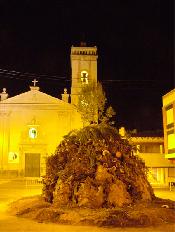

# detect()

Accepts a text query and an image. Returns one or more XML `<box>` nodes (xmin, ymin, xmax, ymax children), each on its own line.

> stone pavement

<box><xmin>154</xmin><ymin>189</ymin><xmax>175</xmax><ymax>201</ymax></box>
<box><xmin>154</xmin><ymin>187</ymin><xmax>175</xmax><ymax>201</ymax></box>
<box><xmin>0</xmin><ymin>180</ymin><xmax>174</xmax><ymax>232</ymax></box>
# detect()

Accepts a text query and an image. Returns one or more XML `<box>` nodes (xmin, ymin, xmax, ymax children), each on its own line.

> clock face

<box><xmin>81</xmin><ymin>71</ymin><xmax>88</xmax><ymax>84</ymax></box>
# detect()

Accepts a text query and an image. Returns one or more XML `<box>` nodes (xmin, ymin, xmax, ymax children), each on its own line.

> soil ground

<box><xmin>9</xmin><ymin>194</ymin><xmax>175</xmax><ymax>228</ymax></box>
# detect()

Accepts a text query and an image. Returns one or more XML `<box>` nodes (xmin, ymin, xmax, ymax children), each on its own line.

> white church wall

<box><xmin>0</xmin><ymin>100</ymin><xmax>83</xmax><ymax>177</ymax></box>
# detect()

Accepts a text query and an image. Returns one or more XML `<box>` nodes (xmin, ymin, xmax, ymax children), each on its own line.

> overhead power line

<box><xmin>0</xmin><ymin>68</ymin><xmax>67</xmax><ymax>81</ymax></box>
<box><xmin>0</xmin><ymin>68</ymin><xmax>170</xmax><ymax>90</ymax></box>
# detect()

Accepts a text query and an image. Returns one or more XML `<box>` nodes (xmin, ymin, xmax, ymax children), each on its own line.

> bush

<box><xmin>42</xmin><ymin>124</ymin><xmax>154</xmax><ymax>207</ymax></box>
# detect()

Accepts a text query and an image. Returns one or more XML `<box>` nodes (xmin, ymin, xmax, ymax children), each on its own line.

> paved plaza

<box><xmin>0</xmin><ymin>179</ymin><xmax>174</xmax><ymax>232</ymax></box>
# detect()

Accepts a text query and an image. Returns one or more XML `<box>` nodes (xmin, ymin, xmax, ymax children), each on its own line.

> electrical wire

<box><xmin>0</xmin><ymin>68</ymin><xmax>170</xmax><ymax>89</ymax></box>
<box><xmin>0</xmin><ymin>68</ymin><xmax>67</xmax><ymax>81</ymax></box>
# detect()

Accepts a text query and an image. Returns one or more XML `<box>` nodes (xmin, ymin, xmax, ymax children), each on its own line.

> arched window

<box><xmin>81</xmin><ymin>71</ymin><xmax>88</xmax><ymax>84</ymax></box>
<box><xmin>29</xmin><ymin>128</ymin><xmax>37</xmax><ymax>139</ymax></box>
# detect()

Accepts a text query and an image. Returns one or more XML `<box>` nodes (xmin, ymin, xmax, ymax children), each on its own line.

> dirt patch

<box><xmin>8</xmin><ymin>196</ymin><xmax>175</xmax><ymax>228</ymax></box>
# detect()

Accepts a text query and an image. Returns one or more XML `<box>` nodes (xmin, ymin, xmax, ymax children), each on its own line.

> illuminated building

<box><xmin>0</xmin><ymin>43</ymin><xmax>97</xmax><ymax>178</ymax></box>
<box><xmin>162</xmin><ymin>89</ymin><xmax>175</xmax><ymax>162</ymax></box>
<box><xmin>71</xmin><ymin>42</ymin><xmax>98</xmax><ymax>105</ymax></box>
<box><xmin>120</xmin><ymin>127</ymin><xmax>175</xmax><ymax>188</ymax></box>
<box><xmin>131</xmin><ymin>135</ymin><xmax>174</xmax><ymax>187</ymax></box>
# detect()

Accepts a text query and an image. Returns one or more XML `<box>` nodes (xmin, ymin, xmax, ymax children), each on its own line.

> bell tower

<box><xmin>70</xmin><ymin>42</ymin><xmax>98</xmax><ymax>105</ymax></box>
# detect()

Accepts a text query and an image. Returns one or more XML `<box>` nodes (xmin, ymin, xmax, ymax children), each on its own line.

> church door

<box><xmin>25</xmin><ymin>153</ymin><xmax>40</xmax><ymax>177</ymax></box>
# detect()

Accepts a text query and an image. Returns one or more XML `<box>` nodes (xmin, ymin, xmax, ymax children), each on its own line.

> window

<box><xmin>168</xmin><ymin>168</ymin><xmax>175</xmax><ymax>177</ymax></box>
<box><xmin>8</xmin><ymin>152</ymin><xmax>19</xmax><ymax>163</ymax></box>
<box><xmin>168</xmin><ymin>134</ymin><xmax>175</xmax><ymax>150</ymax></box>
<box><xmin>139</xmin><ymin>144</ymin><xmax>161</xmax><ymax>153</ymax></box>
<box><xmin>148</xmin><ymin>168</ymin><xmax>158</xmax><ymax>183</ymax></box>
<box><xmin>81</xmin><ymin>71</ymin><xmax>88</xmax><ymax>84</ymax></box>
<box><xmin>166</xmin><ymin>108</ymin><xmax>174</xmax><ymax>125</ymax></box>
<box><xmin>29</xmin><ymin>128</ymin><xmax>37</xmax><ymax>139</ymax></box>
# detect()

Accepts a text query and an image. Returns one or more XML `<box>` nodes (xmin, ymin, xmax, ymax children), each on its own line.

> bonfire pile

<box><xmin>43</xmin><ymin>124</ymin><xmax>154</xmax><ymax>208</ymax></box>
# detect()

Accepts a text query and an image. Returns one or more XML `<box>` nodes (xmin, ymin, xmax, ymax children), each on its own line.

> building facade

<box><xmin>0</xmin><ymin>43</ymin><xmax>97</xmax><ymax>178</ymax></box>
<box><xmin>119</xmin><ymin>127</ymin><xmax>175</xmax><ymax>188</ymax></box>
<box><xmin>71</xmin><ymin>43</ymin><xmax>98</xmax><ymax>105</ymax></box>
<box><xmin>162</xmin><ymin>89</ymin><xmax>175</xmax><ymax>162</ymax></box>
<box><xmin>130</xmin><ymin>136</ymin><xmax>175</xmax><ymax>187</ymax></box>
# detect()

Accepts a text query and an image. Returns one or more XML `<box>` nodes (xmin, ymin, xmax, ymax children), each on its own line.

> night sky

<box><xmin>0</xmin><ymin>0</ymin><xmax>174</xmax><ymax>132</ymax></box>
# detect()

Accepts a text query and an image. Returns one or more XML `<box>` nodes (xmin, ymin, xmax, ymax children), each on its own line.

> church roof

<box><xmin>0</xmin><ymin>87</ymin><xmax>70</xmax><ymax>107</ymax></box>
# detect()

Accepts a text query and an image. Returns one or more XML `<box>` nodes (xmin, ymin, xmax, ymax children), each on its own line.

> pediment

<box><xmin>0</xmin><ymin>89</ymin><xmax>68</xmax><ymax>106</ymax></box>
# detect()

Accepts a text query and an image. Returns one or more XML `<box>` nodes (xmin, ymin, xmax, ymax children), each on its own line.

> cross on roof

<box><xmin>32</xmin><ymin>79</ymin><xmax>38</xmax><ymax>87</ymax></box>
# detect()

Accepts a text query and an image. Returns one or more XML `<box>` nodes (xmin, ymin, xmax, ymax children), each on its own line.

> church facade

<box><xmin>0</xmin><ymin>44</ymin><xmax>98</xmax><ymax>178</ymax></box>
